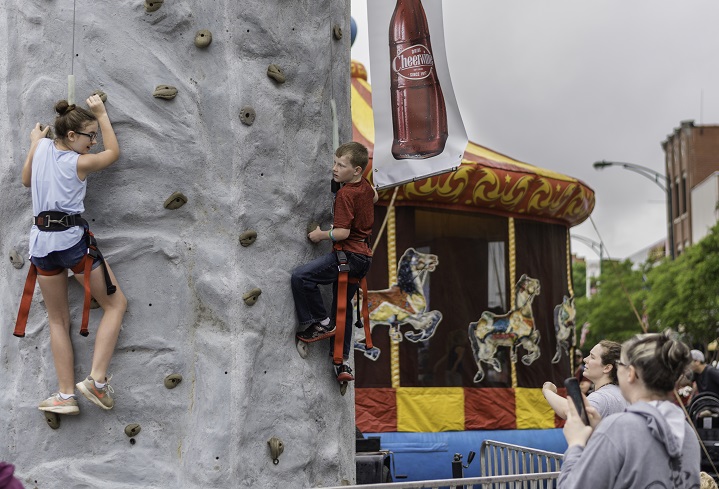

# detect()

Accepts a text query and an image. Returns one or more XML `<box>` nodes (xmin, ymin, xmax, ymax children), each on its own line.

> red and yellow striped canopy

<box><xmin>352</xmin><ymin>60</ymin><xmax>595</xmax><ymax>227</ymax></box>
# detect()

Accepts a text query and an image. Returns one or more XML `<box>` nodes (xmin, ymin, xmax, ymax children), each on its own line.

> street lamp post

<box><xmin>570</xmin><ymin>234</ymin><xmax>604</xmax><ymax>298</ymax></box>
<box><xmin>593</xmin><ymin>160</ymin><xmax>674</xmax><ymax>259</ymax></box>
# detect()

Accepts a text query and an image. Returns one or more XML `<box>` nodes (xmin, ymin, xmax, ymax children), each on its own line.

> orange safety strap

<box><xmin>13</xmin><ymin>263</ymin><xmax>39</xmax><ymax>338</ymax></box>
<box><xmin>13</xmin><ymin>252</ymin><xmax>94</xmax><ymax>338</ymax></box>
<box><xmin>333</xmin><ymin>273</ymin><xmax>373</xmax><ymax>364</ymax></box>
<box><xmin>358</xmin><ymin>277</ymin><xmax>373</xmax><ymax>350</ymax></box>
<box><xmin>72</xmin><ymin>255</ymin><xmax>93</xmax><ymax>337</ymax></box>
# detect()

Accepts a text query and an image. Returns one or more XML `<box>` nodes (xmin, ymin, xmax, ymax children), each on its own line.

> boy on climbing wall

<box><xmin>291</xmin><ymin>142</ymin><xmax>377</xmax><ymax>382</ymax></box>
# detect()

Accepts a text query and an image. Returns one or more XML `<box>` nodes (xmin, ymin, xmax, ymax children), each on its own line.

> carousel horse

<box><xmin>551</xmin><ymin>295</ymin><xmax>576</xmax><ymax>364</ymax></box>
<box><xmin>468</xmin><ymin>274</ymin><xmax>541</xmax><ymax>383</ymax></box>
<box><xmin>354</xmin><ymin>248</ymin><xmax>441</xmax><ymax>361</ymax></box>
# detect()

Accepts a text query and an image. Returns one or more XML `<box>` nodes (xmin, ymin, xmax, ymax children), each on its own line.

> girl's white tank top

<box><xmin>29</xmin><ymin>138</ymin><xmax>86</xmax><ymax>258</ymax></box>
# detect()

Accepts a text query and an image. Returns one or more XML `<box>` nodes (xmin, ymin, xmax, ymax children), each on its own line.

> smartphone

<box><xmin>564</xmin><ymin>377</ymin><xmax>589</xmax><ymax>425</ymax></box>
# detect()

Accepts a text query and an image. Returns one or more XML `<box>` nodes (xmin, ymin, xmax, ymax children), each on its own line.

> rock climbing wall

<box><xmin>0</xmin><ymin>1</ymin><xmax>354</xmax><ymax>487</ymax></box>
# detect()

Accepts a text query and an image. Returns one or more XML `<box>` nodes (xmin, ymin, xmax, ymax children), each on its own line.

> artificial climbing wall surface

<box><xmin>0</xmin><ymin>1</ymin><xmax>353</xmax><ymax>488</ymax></box>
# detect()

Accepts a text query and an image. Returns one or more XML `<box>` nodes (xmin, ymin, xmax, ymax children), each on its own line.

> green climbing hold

<box><xmin>153</xmin><ymin>85</ymin><xmax>178</xmax><ymax>100</ymax></box>
<box><xmin>243</xmin><ymin>288</ymin><xmax>262</xmax><ymax>306</ymax></box>
<box><xmin>144</xmin><ymin>0</ymin><xmax>163</xmax><ymax>13</ymax></box>
<box><xmin>44</xmin><ymin>412</ymin><xmax>60</xmax><ymax>429</ymax></box>
<box><xmin>194</xmin><ymin>30</ymin><xmax>212</xmax><ymax>48</ymax></box>
<box><xmin>239</xmin><ymin>230</ymin><xmax>257</xmax><ymax>247</ymax></box>
<box><xmin>9</xmin><ymin>249</ymin><xmax>24</xmax><ymax>269</ymax></box>
<box><xmin>92</xmin><ymin>89</ymin><xmax>107</xmax><ymax>103</ymax></box>
<box><xmin>164</xmin><ymin>192</ymin><xmax>187</xmax><ymax>210</ymax></box>
<box><xmin>125</xmin><ymin>424</ymin><xmax>141</xmax><ymax>437</ymax></box>
<box><xmin>164</xmin><ymin>373</ymin><xmax>183</xmax><ymax>389</ymax></box>
<box><xmin>306</xmin><ymin>222</ymin><xmax>320</xmax><ymax>235</ymax></box>
<box><xmin>267</xmin><ymin>64</ymin><xmax>286</xmax><ymax>84</ymax></box>
<box><xmin>267</xmin><ymin>437</ymin><xmax>284</xmax><ymax>465</ymax></box>
<box><xmin>239</xmin><ymin>106</ymin><xmax>256</xmax><ymax>126</ymax></box>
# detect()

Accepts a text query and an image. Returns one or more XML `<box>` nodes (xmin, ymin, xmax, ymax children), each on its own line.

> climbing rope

<box><xmin>68</xmin><ymin>0</ymin><xmax>77</xmax><ymax>104</ymax></box>
<box><xmin>371</xmin><ymin>186</ymin><xmax>400</xmax><ymax>255</ymax></box>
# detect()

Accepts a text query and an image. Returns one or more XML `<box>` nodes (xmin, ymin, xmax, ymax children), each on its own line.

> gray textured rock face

<box><xmin>0</xmin><ymin>2</ymin><xmax>354</xmax><ymax>488</ymax></box>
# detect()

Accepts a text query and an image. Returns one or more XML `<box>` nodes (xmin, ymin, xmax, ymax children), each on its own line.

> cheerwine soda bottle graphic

<box><xmin>389</xmin><ymin>0</ymin><xmax>448</xmax><ymax>160</ymax></box>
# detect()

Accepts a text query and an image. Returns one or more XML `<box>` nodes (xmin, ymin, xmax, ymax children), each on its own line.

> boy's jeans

<box><xmin>291</xmin><ymin>251</ymin><xmax>371</xmax><ymax>358</ymax></box>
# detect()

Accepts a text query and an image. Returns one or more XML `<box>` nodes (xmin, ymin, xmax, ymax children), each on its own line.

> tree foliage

<box><xmin>578</xmin><ymin>222</ymin><xmax>719</xmax><ymax>350</ymax></box>
<box><xmin>572</xmin><ymin>260</ymin><xmax>587</xmax><ymax>299</ymax></box>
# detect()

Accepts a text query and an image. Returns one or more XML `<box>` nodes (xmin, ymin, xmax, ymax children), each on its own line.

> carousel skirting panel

<box><xmin>355</xmin><ymin>387</ymin><xmax>563</xmax><ymax>433</ymax></box>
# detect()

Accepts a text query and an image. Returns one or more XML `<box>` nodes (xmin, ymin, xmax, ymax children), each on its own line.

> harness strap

<box><xmin>332</xmin><ymin>247</ymin><xmax>373</xmax><ymax>364</ymax></box>
<box><xmin>333</xmin><ymin>250</ymin><xmax>350</xmax><ymax>365</ymax></box>
<box><xmin>13</xmin><ymin>228</ymin><xmax>116</xmax><ymax>339</ymax></box>
<box><xmin>13</xmin><ymin>264</ymin><xmax>38</xmax><ymax>338</ymax></box>
<box><xmin>358</xmin><ymin>277</ymin><xmax>373</xmax><ymax>350</ymax></box>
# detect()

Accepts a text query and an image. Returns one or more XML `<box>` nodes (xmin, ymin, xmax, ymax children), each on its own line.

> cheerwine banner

<box><xmin>393</xmin><ymin>44</ymin><xmax>435</xmax><ymax>80</ymax></box>
<box><xmin>368</xmin><ymin>0</ymin><xmax>467</xmax><ymax>189</ymax></box>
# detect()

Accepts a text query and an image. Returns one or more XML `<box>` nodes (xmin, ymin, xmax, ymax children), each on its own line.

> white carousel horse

<box><xmin>354</xmin><ymin>248</ymin><xmax>442</xmax><ymax>361</ymax></box>
<box><xmin>468</xmin><ymin>274</ymin><xmax>542</xmax><ymax>383</ymax></box>
<box><xmin>551</xmin><ymin>295</ymin><xmax>576</xmax><ymax>364</ymax></box>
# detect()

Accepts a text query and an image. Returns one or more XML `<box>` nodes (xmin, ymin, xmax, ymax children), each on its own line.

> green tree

<box><xmin>642</xmin><ymin>222</ymin><xmax>719</xmax><ymax>349</ymax></box>
<box><xmin>572</xmin><ymin>260</ymin><xmax>587</xmax><ymax>299</ymax></box>
<box><xmin>580</xmin><ymin>259</ymin><xmax>646</xmax><ymax>346</ymax></box>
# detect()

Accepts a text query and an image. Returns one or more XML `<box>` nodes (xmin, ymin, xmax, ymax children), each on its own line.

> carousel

<box><xmin>349</xmin><ymin>60</ymin><xmax>595</xmax><ymax>473</ymax></box>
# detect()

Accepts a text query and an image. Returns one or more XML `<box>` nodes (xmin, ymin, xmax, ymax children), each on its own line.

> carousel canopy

<box><xmin>351</xmin><ymin>60</ymin><xmax>595</xmax><ymax>227</ymax></box>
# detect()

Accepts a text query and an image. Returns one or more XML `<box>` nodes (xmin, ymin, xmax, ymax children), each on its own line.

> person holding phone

<box><xmin>559</xmin><ymin>331</ymin><xmax>700</xmax><ymax>488</ymax></box>
<box><xmin>542</xmin><ymin>340</ymin><xmax>627</xmax><ymax>419</ymax></box>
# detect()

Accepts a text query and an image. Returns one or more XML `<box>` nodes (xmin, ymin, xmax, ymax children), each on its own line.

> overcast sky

<box><xmin>351</xmin><ymin>1</ymin><xmax>719</xmax><ymax>261</ymax></box>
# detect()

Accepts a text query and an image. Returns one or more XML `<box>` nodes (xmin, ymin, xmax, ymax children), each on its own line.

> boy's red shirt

<box><xmin>333</xmin><ymin>178</ymin><xmax>374</xmax><ymax>256</ymax></box>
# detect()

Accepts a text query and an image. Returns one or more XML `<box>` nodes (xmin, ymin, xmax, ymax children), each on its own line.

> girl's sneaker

<box><xmin>76</xmin><ymin>376</ymin><xmax>114</xmax><ymax>410</ymax></box>
<box><xmin>38</xmin><ymin>394</ymin><xmax>80</xmax><ymax>415</ymax></box>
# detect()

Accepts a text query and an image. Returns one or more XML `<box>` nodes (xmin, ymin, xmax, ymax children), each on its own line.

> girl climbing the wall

<box><xmin>19</xmin><ymin>94</ymin><xmax>127</xmax><ymax>415</ymax></box>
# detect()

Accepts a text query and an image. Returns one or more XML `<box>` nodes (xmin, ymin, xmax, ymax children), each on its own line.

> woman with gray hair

<box><xmin>559</xmin><ymin>330</ymin><xmax>700</xmax><ymax>488</ymax></box>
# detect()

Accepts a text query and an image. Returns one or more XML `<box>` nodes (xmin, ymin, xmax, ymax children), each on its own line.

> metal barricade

<box><xmin>315</xmin><ymin>440</ymin><xmax>564</xmax><ymax>489</ymax></box>
<box><xmin>317</xmin><ymin>472</ymin><xmax>560</xmax><ymax>489</ymax></box>
<box><xmin>478</xmin><ymin>440</ymin><xmax>564</xmax><ymax>489</ymax></box>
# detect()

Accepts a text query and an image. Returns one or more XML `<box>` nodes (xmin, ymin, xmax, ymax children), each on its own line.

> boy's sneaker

<box><xmin>38</xmin><ymin>394</ymin><xmax>80</xmax><ymax>415</ymax></box>
<box><xmin>76</xmin><ymin>376</ymin><xmax>114</xmax><ymax>410</ymax></box>
<box><xmin>335</xmin><ymin>363</ymin><xmax>354</xmax><ymax>382</ymax></box>
<box><xmin>297</xmin><ymin>323</ymin><xmax>336</xmax><ymax>343</ymax></box>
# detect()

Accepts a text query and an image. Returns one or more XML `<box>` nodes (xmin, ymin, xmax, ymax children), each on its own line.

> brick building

<box><xmin>662</xmin><ymin>120</ymin><xmax>719</xmax><ymax>255</ymax></box>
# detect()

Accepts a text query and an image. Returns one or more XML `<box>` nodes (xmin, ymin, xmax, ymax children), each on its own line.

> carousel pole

<box><xmin>508</xmin><ymin>218</ymin><xmax>518</xmax><ymax>389</ymax></box>
<box><xmin>386</xmin><ymin>202</ymin><xmax>401</xmax><ymax>389</ymax></box>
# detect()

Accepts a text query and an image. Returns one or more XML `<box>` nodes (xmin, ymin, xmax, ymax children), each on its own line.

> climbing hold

<box><xmin>243</xmin><ymin>288</ymin><xmax>262</xmax><ymax>306</ymax></box>
<box><xmin>267</xmin><ymin>64</ymin><xmax>286</xmax><ymax>84</ymax></box>
<box><xmin>296</xmin><ymin>340</ymin><xmax>308</xmax><ymax>359</ymax></box>
<box><xmin>340</xmin><ymin>382</ymin><xmax>348</xmax><ymax>396</ymax></box>
<box><xmin>194</xmin><ymin>30</ymin><xmax>212</xmax><ymax>48</ymax></box>
<box><xmin>40</xmin><ymin>124</ymin><xmax>55</xmax><ymax>139</ymax></box>
<box><xmin>92</xmin><ymin>90</ymin><xmax>107</xmax><ymax>103</ymax></box>
<box><xmin>239</xmin><ymin>106</ymin><xmax>256</xmax><ymax>126</ymax></box>
<box><xmin>239</xmin><ymin>230</ymin><xmax>257</xmax><ymax>247</ymax></box>
<box><xmin>306</xmin><ymin>222</ymin><xmax>319</xmax><ymax>235</ymax></box>
<box><xmin>164</xmin><ymin>192</ymin><xmax>188</xmax><ymax>210</ymax></box>
<box><xmin>153</xmin><ymin>85</ymin><xmax>178</xmax><ymax>100</ymax></box>
<box><xmin>333</xmin><ymin>25</ymin><xmax>343</xmax><ymax>40</ymax></box>
<box><xmin>267</xmin><ymin>437</ymin><xmax>284</xmax><ymax>465</ymax></box>
<box><xmin>9</xmin><ymin>249</ymin><xmax>24</xmax><ymax>269</ymax></box>
<box><xmin>144</xmin><ymin>0</ymin><xmax>163</xmax><ymax>12</ymax></box>
<box><xmin>125</xmin><ymin>424</ymin><xmax>141</xmax><ymax>437</ymax></box>
<box><xmin>90</xmin><ymin>297</ymin><xmax>100</xmax><ymax>309</ymax></box>
<box><xmin>164</xmin><ymin>373</ymin><xmax>183</xmax><ymax>389</ymax></box>
<box><xmin>44</xmin><ymin>412</ymin><xmax>60</xmax><ymax>429</ymax></box>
